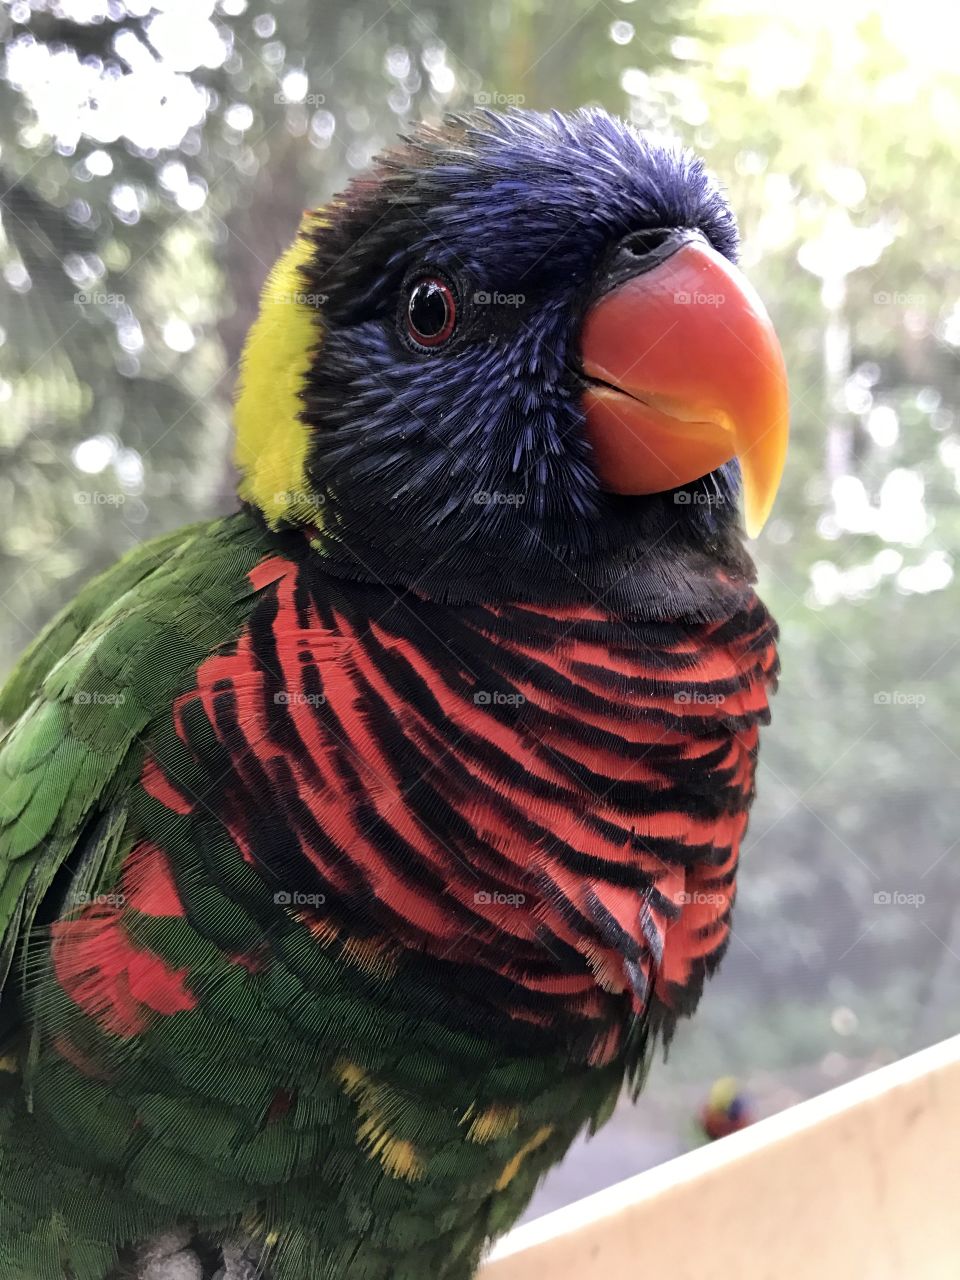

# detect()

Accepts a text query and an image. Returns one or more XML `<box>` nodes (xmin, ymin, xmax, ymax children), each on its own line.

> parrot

<box><xmin>0</xmin><ymin>108</ymin><xmax>787</xmax><ymax>1280</ymax></box>
<box><xmin>697</xmin><ymin>1077</ymin><xmax>756</xmax><ymax>1142</ymax></box>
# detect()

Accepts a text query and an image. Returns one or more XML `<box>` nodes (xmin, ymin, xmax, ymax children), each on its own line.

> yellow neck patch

<box><xmin>233</xmin><ymin>212</ymin><xmax>325</xmax><ymax>528</ymax></box>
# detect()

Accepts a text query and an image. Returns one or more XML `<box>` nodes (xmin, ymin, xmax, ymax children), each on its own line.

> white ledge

<box><xmin>482</xmin><ymin>1034</ymin><xmax>960</xmax><ymax>1280</ymax></box>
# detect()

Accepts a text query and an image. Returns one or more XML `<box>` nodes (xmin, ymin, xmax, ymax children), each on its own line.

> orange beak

<box><xmin>580</xmin><ymin>236</ymin><xmax>789</xmax><ymax>537</ymax></box>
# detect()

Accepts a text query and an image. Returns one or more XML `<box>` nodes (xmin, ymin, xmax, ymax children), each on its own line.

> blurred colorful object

<box><xmin>698</xmin><ymin>1078</ymin><xmax>756</xmax><ymax>1142</ymax></box>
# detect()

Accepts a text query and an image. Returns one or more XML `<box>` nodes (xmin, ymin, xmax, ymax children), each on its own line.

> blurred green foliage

<box><xmin>1</xmin><ymin>0</ymin><xmax>958</xmax><ymax>1139</ymax></box>
<box><xmin>656</xmin><ymin>1</ymin><xmax>960</xmax><ymax>1078</ymax></box>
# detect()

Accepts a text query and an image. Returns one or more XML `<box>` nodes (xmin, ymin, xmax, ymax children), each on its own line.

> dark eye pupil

<box><xmin>409</xmin><ymin>282</ymin><xmax>449</xmax><ymax>336</ymax></box>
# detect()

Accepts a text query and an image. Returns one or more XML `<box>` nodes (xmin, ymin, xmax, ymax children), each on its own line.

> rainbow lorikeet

<box><xmin>0</xmin><ymin>109</ymin><xmax>787</xmax><ymax>1280</ymax></box>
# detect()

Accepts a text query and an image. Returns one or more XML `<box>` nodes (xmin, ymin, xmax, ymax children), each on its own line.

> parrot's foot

<box><xmin>110</xmin><ymin>1230</ymin><xmax>268</xmax><ymax>1280</ymax></box>
<box><xmin>136</xmin><ymin>1231</ymin><xmax>203</xmax><ymax>1280</ymax></box>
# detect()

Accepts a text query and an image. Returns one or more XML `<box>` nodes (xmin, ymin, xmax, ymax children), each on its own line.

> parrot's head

<box><xmin>234</xmin><ymin>108</ymin><xmax>788</xmax><ymax>606</ymax></box>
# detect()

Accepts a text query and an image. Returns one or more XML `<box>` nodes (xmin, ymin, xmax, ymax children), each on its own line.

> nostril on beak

<box><xmin>603</xmin><ymin>226</ymin><xmax>706</xmax><ymax>287</ymax></box>
<box><xmin>620</xmin><ymin>227</ymin><xmax>676</xmax><ymax>259</ymax></box>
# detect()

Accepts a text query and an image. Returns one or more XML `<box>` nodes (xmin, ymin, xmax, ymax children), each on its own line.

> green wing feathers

<box><xmin>0</xmin><ymin>522</ymin><xmax>208</xmax><ymax>729</ymax></box>
<box><xmin>0</xmin><ymin>513</ymin><xmax>268</xmax><ymax>1012</ymax></box>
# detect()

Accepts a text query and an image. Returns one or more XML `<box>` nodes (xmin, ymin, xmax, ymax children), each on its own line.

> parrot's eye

<box><xmin>406</xmin><ymin>277</ymin><xmax>457</xmax><ymax>349</ymax></box>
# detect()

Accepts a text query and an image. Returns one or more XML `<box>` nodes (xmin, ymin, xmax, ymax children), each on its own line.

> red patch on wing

<box><xmin>141</xmin><ymin>756</ymin><xmax>194</xmax><ymax>815</ymax></box>
<box><xmin>248</xmin><ymin>555</ymin><xmax>297</xmax><ymax>592</ymax></box>
<box><xmin>52</xmin><ymin>905</ymin><xmax>197</xmax><ymax>1038</ymax></box>
<box><xmin>121</xmin><ymin>842</ymin><xmax>186</xmax><ymax>918</ymax></box>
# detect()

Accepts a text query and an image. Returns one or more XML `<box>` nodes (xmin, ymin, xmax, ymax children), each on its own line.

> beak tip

<box><xmin>741</xmin><ymin>483</ymin><xmax>776</xmax><ymax>540</ymax></box>
<box><xmin>744</xmin><ymin>514</ymin><xmax>764</xmax><ymax>541</ymax></box>
<box><xmin>738</xmin><ymin>408</ymin><xmax>789</xmax><ymax>541</ymax></box>
<box><xmin>742</xmin><ymin>469</ymin><xmax>783</xmax><ymax>540</ymax></box>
